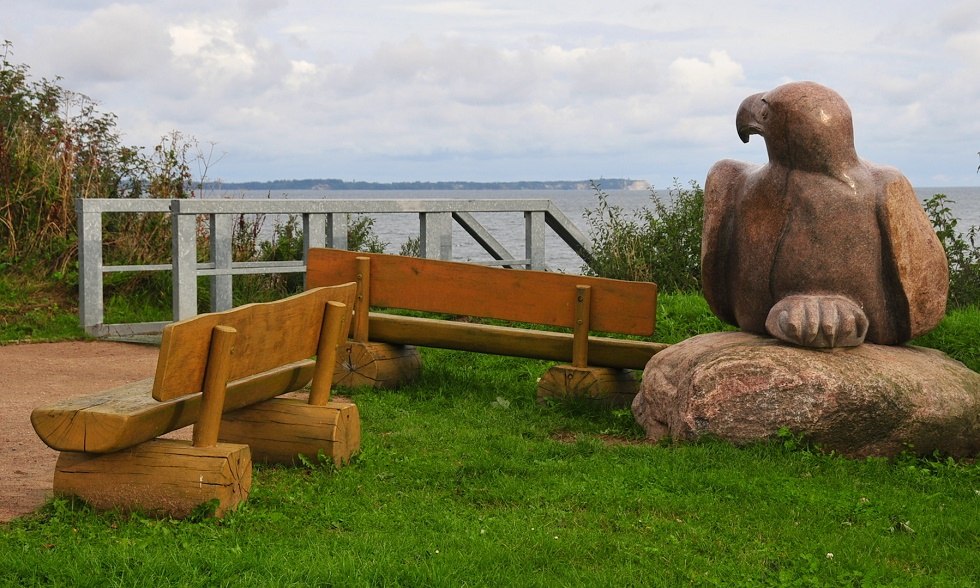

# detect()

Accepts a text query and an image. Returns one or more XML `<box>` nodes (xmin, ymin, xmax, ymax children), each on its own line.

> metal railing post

<box><xmin>210</xmin><ymin>213</ymin><xmax>234</xmax><ymax>311</ymax></box>
<box><xmin>171</xmin><ymin>200</ymin><xmax>199</xmax><ymax>320</ymax></box>
<box><xmin>77</xmin><ymin>199</ymin><xmax>104</xmax><ymax>334</ymax></box>
<box><xmin>327</xmin><ymin>212</ymin><xmax>348</xmax><ymax>250</ymax></box>
<box><xmin>525</xmin><ymin>211</ymin><xmax>546</xmax><ymax>270</ymax></box>
<box><xmin>303</xmin><ymin>213</ymin><xmax>326</xmax><ymax>288</ymax></box>
<box><xmin>420</xmin><ymin>212</ymin><xmax>453</xmax><ymax>259</ymax></box>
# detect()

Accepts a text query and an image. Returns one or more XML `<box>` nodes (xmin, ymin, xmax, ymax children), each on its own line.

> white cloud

<box><xmin>169</xmin><ymin>20</ymin><xmax>257</xmax><ymax>79</ymax></box>
<box><xmin>1</xmin><ymin>1</ymin><xmax>978</xmax><ymax>186</ymax></box>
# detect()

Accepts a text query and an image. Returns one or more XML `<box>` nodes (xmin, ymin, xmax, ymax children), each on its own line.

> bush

<box><xmin>1</xmin><ymin>44</ymin><xmax>211</xmax><ymax>273</ymax></box>
<box><xmin>922</xmin><ymin>193</ymin><xmax>980</xmax><ymax>309</ymax></box>
<box><xmin>582</xmin><ymin>179</ymin><xmax>703</xmax><ymax>292</ymax></box>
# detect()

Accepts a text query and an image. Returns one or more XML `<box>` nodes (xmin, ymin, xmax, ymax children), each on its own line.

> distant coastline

<box><xmin>207</xmin><ymin>178</ymin><xmax>651</xmax><ymax>191</ymax></box>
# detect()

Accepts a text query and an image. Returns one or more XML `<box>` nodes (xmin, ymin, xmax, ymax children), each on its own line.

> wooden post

<box><xmin>353</xmin><ymin>256</ymin><xmax>371</xmax><ymax>342</ymax></box>
<box><xmin>192</xmin><ymin>325</ymin><xmax>237</xmax><ymax>448</ymax></box>
<box><xmin>220</xmin><ymin>400</ymin><xmax>361</xmax><ymax>466</ymax></box>
<box><xmin>333</xmin><ymin>341</ymin><xmax>421</xmax><ymax>389</ymax></box>
<box><xmin>572</xmin><ymin>285</ymin><xmax>591</xmax><ymax>368</ymax></box>
<box><xmin>537</xmin><ymin>365</ymin><xmax>639</xmax><ymax>408</ymax></box>
<box><xmin>309</xmin><ymin>301</ymin><xmax>348</xmax><ymax>406</ymax></box>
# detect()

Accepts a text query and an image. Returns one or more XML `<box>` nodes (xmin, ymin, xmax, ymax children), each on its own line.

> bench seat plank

<box><xmin>32</xmin><ymin>360</ymin><xmax>316</xmax><ymax>453</ymax></box>
<box><xmin>368</xmin><ymin>313</ymin><xmax>667</xmax><ymax>369</ymax></box>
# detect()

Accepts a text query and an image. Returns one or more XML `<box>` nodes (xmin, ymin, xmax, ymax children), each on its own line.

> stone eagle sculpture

<box><xmin>702</xmin><ymin>81</ymin><xmax>948</xmax><ymax>348</ymax></box>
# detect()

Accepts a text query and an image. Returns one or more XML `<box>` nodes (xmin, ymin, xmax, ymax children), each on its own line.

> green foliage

<box><xmin>224</xmin><ymin>212</ymin><xmax>389</xmax><ymax>304</ymax></box>
<box><xmin>0</xmin><ymin>42</ymin><xmax>208</xmax><ymax>286</ymax></box>
<box><xmin>583</xmin><ymin>179</ymin><xmax>704</xmax><ymax>292</ymax></box>
<box><xmin>399</xmin><ymin>235</ymin><xmax>421</xmax><ymax>257</ymax></box>
<box><xmin>923</xmin><ymin>193</ymin><xmax>980</xmax><ymax>309</ymax></box>
<box><xmin>346</xmin><ymin>214</ymin><xmax>388</xmax><ymax>254</ymax></box>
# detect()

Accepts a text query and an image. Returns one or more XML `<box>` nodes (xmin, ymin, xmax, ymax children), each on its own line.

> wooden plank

<box><xmin>306</xmin><ymin>248</ymin><xmax>657</xmax><ymax>335</ymax></box>
<box><xmin>31</xmin><ymin>360</ymin><xmax>317</xmax><ymax>453</ymax></box>
<box><xmin>153</xmin><ymin>282</ymin><xmax>356</xmax><ymax>401</ymax></box>
<box><xmin>366</xmin><ymin>313</ymin><xmax>667</xmax><ymax>370</ymax></box>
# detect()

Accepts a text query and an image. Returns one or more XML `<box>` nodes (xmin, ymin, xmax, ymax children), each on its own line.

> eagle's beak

<box><xmin>736</xmin><ymin>92</ymin><xmax>766</xmax><ymax>143</ymax></box>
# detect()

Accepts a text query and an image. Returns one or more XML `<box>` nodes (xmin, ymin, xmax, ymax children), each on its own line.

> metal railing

<box><xmin>77</xmin><ymin>197</ymin><xmax>595</xmax><ymax>337</ymax></box>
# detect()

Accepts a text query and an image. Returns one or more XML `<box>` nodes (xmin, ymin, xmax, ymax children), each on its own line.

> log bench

<box><xmin>30</xmin><ymin>283</ymin><xmax>358</xmax><ymax>518</ymax></box>
<box><xmin>306</xmin><ymin>248</ymin><xmax>667</xmax><ymax>404</ymax></box>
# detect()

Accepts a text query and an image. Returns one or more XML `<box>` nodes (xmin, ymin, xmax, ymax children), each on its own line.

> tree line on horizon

<box><xmin>206</xmin><ymin>178</ymin><xmax>649</xmax><ymax>191</ymax></box>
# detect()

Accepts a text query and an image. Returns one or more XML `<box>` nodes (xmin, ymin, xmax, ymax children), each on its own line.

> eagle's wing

<box><xmin>875</xmin><ymin>167</ymin><xmax>949</xmax><ymax>338</ymax></box>
<box><xmin>701</xmin><ymin>159</ymin><xmax>750</xmax><ymax>325</ymax></box>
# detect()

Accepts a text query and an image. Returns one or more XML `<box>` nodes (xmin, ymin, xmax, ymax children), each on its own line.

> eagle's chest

<box><xmin>767</xmin><ymin>175</ymin><xmax>881</xmax><ymax>295</ymax></box>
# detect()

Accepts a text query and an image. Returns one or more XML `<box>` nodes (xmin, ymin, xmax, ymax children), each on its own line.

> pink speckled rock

<box><xmin>634</xmin><ymin>331</ymin><xmax>980</xmax><ymax>457</ymax></box>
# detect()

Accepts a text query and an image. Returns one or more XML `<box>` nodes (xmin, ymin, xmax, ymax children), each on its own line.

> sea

<box><xmin>211</xmin><ymin>186</ymin><xmax>980</xmax><ymax>274</ymax></box>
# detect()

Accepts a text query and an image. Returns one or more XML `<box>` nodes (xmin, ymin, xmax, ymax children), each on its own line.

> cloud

<box><xmin>3</xmin><ymin>1</ymin><xmax>979</xmax><ymax>185</ymax></box>
<box><xmin>28</xmin><ymin>4</ymin><xmax>170</xmax><ymax>82</ymax></box>
<box><xmin>404</xmin><ymin>1</ymin><xmax>526</xmax><ymax>18</ymax></box>
<box><xmin>169</xmin><ymin>21</ymin><xmax>257</xmax><ymax>82</ymax></box>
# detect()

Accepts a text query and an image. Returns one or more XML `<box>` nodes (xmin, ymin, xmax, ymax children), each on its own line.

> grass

<box><xmin>2</xmin><ymin>346</ymin><xmax>978</xmax><ymax>586</ymax></box>
<box><xmin>0</xmin><ymin>273</ymin><xmax>86</xmax><ymax>343</ymax></box>
<box><xmin>1</xmin><ymin>292</ymin><xmax>977</xmax><ymax>586</ymax></box>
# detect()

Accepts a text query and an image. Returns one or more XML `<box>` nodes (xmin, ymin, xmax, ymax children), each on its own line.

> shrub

<box><xmin>582</xmin><ymin>179</ymin><xmax>703</xmax><ymax>292</ymax></box>
<box><xmin>1</xmin><ymin>43</ymin><xmax>206</xmax><ymax>286</ymax></box>
<box><xmin>922</xmin><ymin>193</ymin><xmax>980</xmax><ymax>309</ymax></box>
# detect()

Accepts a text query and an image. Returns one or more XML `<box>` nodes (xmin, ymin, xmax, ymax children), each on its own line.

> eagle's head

<box><xmin>735</xmin><ymin>81</ymin><xmax>859</xmax><ymax>173</ymax></box>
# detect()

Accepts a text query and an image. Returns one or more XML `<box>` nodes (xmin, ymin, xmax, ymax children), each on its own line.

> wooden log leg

<box><xmin>333</xmin><ymin>341</ymin><xmax>421</xmax><ymax>389</ymax></box>
<box><xmin>219</xmin><ymin>399</ymin><xmax>361</xmax><ymax>466</ymax></box>
<box><xmin>536</xmin><ymin>364</ymin><xmax>639</xmax><ymax>408</ymax></box>
<box><xmin>53</xmin><ymin>438</ymin><xmax>251</xmax><ymax>518</ymax></box>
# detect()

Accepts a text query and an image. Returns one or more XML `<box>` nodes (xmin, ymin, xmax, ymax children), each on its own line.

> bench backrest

<box><xmin>152</xmin><ymin>283</ymin><xmax>357</xmax><ymax>401</ymax></box>
<box><xmin>306</xmin><ymin>249</ymin><xmax>657</xmax><ymax>336</ymax></box>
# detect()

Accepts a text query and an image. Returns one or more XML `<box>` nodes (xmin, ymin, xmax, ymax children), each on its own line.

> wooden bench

<box><xmin>31</xmin><ymin>283</ymin><xmax>358</xmax><ymax>518</ymax></box>
<box><xmin>306</xmin><ymin>248</ymin><xmax>667</xmax><ymax>404</ymax></box>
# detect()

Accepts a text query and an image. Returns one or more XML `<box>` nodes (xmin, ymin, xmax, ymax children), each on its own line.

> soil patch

<box><xmin>0</xmin><ymin>341</ymin><xmax>163</xmax><ymax>523</ymax></box>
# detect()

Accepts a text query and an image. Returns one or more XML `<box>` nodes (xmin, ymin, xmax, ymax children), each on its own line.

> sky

<box><xmin>3</xmin><ymin>1</ymin><xmax>979</xmax><ymax>187</ymax></box>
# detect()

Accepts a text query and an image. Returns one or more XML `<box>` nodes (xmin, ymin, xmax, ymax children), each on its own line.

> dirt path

<box><xmin>0</xmin><ymin>341</ymin><xmax>168</xmax><ymax>523</ymax></box>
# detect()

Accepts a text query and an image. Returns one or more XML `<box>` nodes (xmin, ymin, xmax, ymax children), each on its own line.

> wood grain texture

<box><xmin>366</xmin><ymin>313</ymin><xmax>667</xmax><ymax>370</ymax></box>
<box><xmin>32</xmin><ymin>360</ymin><xmax>317</xmax><ymax>453</ymax></box>
<box><xmin>536</xmin><ymin>364</ymin><xmax>639</xmax><ymax>407</ymax></box>
<box><xmin>192</xmin><ymin>325</ymin><xmax>237</xmax><ymax>448</ymax></box>
<box><xmin>333</xmin><ymin>341</ymin><xmax>422</xmax><ymax>389</ymax></box>
<box><xmin>572</xmin><ymin>285</ymin><xmax>591</xmax><ymax>368</ymax></box>
<box><xmin>152</xmin><ymin>283</ymin><xmax>356</xmax><ymax>401</ymax></box>
<box><xmin>306</xmin><ymin>248</ymin><xmax>657</xmax><ymax>335</ymax></box>
<box><xmin>309</xmin><ymin>301</ymin><xmax>349</xmax><ymax>406</ymax></box>
<box><xmin>219</xmin><ymin>399</ymin><xmax>360</xmax><ymax>466</ymax></box>
<box><xmin>53</xmin><ymin>438</ymin><xmax>251</xmax><ymax>518</ymax></box>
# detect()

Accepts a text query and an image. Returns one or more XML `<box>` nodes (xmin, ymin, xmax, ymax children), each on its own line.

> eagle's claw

<box><xmin>765</xmin><ymin>294</ymin><xmax>868</xmax><ymax>348</ymax></box>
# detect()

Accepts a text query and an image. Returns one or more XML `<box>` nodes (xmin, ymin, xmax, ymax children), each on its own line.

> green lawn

<box><xmin>1</xmin><ymin>293</ymin><xmax>977</xmax><ymax>586</ymax></box>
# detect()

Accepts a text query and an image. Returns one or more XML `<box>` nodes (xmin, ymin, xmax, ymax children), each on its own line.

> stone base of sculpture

<box><xmin>633</xmin><ymin>332</ymin><xmax>980</xmax><ymax>458</ymax></box>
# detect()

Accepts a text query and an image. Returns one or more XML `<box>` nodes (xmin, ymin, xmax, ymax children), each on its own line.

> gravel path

<box><xmin>0</xmin><ymin>341</ymin><xmax>165</xmax><ymax>523</ymax></box>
